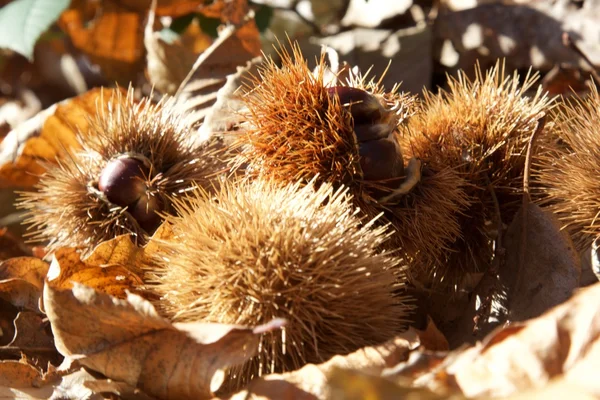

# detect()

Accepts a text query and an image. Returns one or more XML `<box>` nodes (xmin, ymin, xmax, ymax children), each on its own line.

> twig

<box><xmin>562</xmin><ymin>32</ymin><xmax>600</xmax><ymax>86</ymax></box>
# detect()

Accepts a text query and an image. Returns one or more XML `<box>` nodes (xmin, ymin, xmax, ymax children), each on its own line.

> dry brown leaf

<box><xmin>49</xmin><ymin>367</ymin><xmax>106</xmax><ymax>400</ymax></box>
<box><xmin>198</xmin><ymin>0</ymin><xmax>250</xmax><ymax>25</ymax></box>
<box><xmin>3</xmin><ymin>311</ymin><xmax>60</xmax><ymax>369</ymax></box>
<box><xmin>59</xmin><ymin>0</ymin><xmax>146</xmax><ymax>84</ymax></box>
<box><xmin>326</xmin><ymin>367</ymin><xmax>466</xmax><ymax>400</ymax></box>
<box><xmin>0</xmin><ymin>359</ymin><xmax>44</xmax><ymax>388</ymax></box>
<box><xmin>504</xmin><ymin>380</ymin><xmax>597</xmax><ymax>400</ymax></box>
<box><xmin>0</xmin><ymin>88</ymin><xmax>117</xmax><ymax>188</ymax></box>
<box><xmin>0</xmin><ymin>299</ymin><xmax>18</xmax><ymax>347</ymax></box>
<box><xmin>145</xmin><ymin>6</ymin><xmax>213</xmax><ymax>94</ymax></box>
<box><xmin>153</xmin><ymin>0</ymin><xmax>204</xmax><ymax>16</ymax></box>
<box><xmin>7</xmin><ymin>311</ymin><xmax>54</xmax><ymax>350</ymax></box>
<box><xmin>415</xmin><ymin>317</ymin><xmax>449</xmax><ymax>352</ymax></box>
<box><xmin>174</xmin><ymin>0</ymin><xmax>262</xmax><ymax>130</ymax></box>
<box><xmin>197</xmin><ymin>57</ymin><xmax>261</xmax><ymax>142</ymax></box>
<box><xmin>440</xmin><ymin>282</ymin><xmax>600</xmax><ymax>398</ymax></box>
<box><xmin>59</xmin><ymin>0</ymin><xmax>215</xmax><ymax>84</ymax></box>
<box><xmin>501</xmin><ymin>203</ymin><xmax>581</xmax><ymax>321</ymax></box>
<box><xmin>223</xmin><ymin>332</ymin><xmax>419</xmax><ymax>399</ymax></box>
<box><xmin>84</xmin><ymin>377</ymin><xmax>157</xmax><ymax>400</ymax></box>
<box><xmin>0</xmin><ymin>228</ymin><xmax>32</xmax><ymax>262</ymax></box>
<box><xmin>78</xmin><ymin>226</ymin><xmax>172</xmax><ymax>279</ymax></box>
<box><xmin>0</xmin><ymin>257</ymin><xmax>48</xmax><ymax>289</ymax></box>
<box><xmin>47</xmin><ymin>246</ymin><xmax>143</xmax><ymax>299</ymax></box>
<box><xmin>0</xmin><ymin>104</ymin><xmax>58</xmax><ymax>188</ymax></box>
<box><xmin>44</xmin><ymin>282</ymin><xmax>269</xmax><ymax>399</ymax></box>
<box><xmin>0</xmin><ymin>257</ymin><xmax>48</xmax><ymax>310</ymax></box>
<box><xmin>82</xmin><ymin>234</ymin><xmax>144</xmax><ymax>274</ymax></box>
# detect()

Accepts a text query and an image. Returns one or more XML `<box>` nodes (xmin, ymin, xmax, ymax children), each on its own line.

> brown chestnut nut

<box><xmin>98</xmin><ymin>157</ymin><xmax>149</xmax><ymax>207</ymax></box>
<box><xmin>358</xmin><ymin>133</ymin><xmax>404</xmax><ymax>181</ymax></box>
<box><xmin>326</xmin><ymin>86</ymin><xmax>385</xmax><ymax>125</ymax></box>
<box><xmin>130</xmin><ymin>193</ymin><xmax>163</xmax><ymax>233</ymax></box>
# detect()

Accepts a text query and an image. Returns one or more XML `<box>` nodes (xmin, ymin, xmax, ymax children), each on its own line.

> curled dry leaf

<box><xmin>83</xmin><ymin>234</ymin><xmax>144</xmax><ymax>273</ymax></box>
<box><xmin>326</xmin><ymin>367</ymin><xmax>466</xmax><ymax>400</ymax></box>
<box><xmin>174</xmin><ymin>7</ymin><xmax>262</xmax><ymax>130</ymax></box>
<box><xmin>4</xmin><ymin>311</ymin><xmax>60</xmax><ymax>371</ymax></box>
<box><xmin>439</xmin><ymin>282</ymin><xmax>600</xmax><ymax>398</ymax></box>
<box><xmin>47</xmin><ymin>245</ymin><xmax>144</xmax><ymax>299</ymax></box>
<box><xmin>7</xmin><ymin>311</ymin><xmax>54</xmax><ymax>350</ymax></box>
<box><xmin>0</xmin><ymin>359</ymin><xmax>45</xmax><ymax>388</ymax></box>
<box><xmin>197</xmin><ymin>57</ymin><xmax>262</xmax><ymax>143</ymax></box>
<box><xmin>145</xmin><ymin>4</ymin><xmax>213</xmax><ymax>95</ymax></box>
<box><xmin>59</xmin><ymin>0</ymin><xmax>146</xmax><ymax>84</ymax></box>
<box><xmin>79</xmin><ymin>225</ymin><xmax>172</xmax><ymax>279</ymax></box>
<box><xmin>0</xmin><ymin>88</ymin><xmax>117</xmax><ymax>188</ymax></box>
<box><xmin>0</xmin><ymin>256</ymin><xmax>48</xmax><ymax>310</ymax></box>
<box><xmin>44</xmin><ymin>282</ymin><xmax>269</xmax><ymax>400</ymax></box>
<box><xmin>224</xmin><ymin>332</ymin><xmax>420</xmax><ymax>399</ymax></box>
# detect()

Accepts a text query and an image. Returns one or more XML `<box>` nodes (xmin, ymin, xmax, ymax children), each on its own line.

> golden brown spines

<box><xmin>400</xmin><ymin>62</ymin><xmax>552</xmax><ymax>285</ymax></box>
<box><xmin>233</xmin><ymin>43</ymin><xmax>475</xmax><ymax>290</ymax></box>
<box><xmin>236</xmin><ymin>43</ymin><xmax>414</xmax><ymax>194</ymax></box>
<box><xmin>19</xmin><ymin>88</ymin><xmax>226</xmax><ymax>252</ymax></box>
<box><xmin>535</xmin><ymin>85</ymin><xmax>600</xmax><ymax>251</ymax></box>
<box><xmin>144</xmin><ymin>179</ymin><xmax>408</xmax><ymax>385</ymax></box>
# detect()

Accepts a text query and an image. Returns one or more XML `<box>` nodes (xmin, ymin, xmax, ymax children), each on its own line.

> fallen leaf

<box><xmin>0</xmin><ymin>87</ymin><xmax>118</xmax><ymax>188</ymax></box>
<box><xmin>59</xmin><ymin>0</ymin><xmax>146</xmax><ymax>84</ymax></box>
<box><xmin>327</xmin><ymin>367</ymin><xmax>466</xmax><ymax>400</ymax></box>
<box><xmin>503</xmin><ymin>380</ymin><xmax>597</xmax><ymax>400</ymax></box>
<box><xmin>174</xmin><ymin>8</ymin><xmax>261</xmax><ymax>131</ymax></box>
<box><xmin>0</xmin><ymin>103</ymin><xmax>58</xmax><ymax>188</ymax></box>
<box><xmin>84</xmin><ymin>377</ymin><xmax>157</xmax><ymax>400</ymax></box>
<box><xmin>415</xmin><ymin>317</ymin><xmax>449</xmax><ymax>352</ymax></box>
<box><xmin>154</xmin><ymin>0</ymin><xmax>204</xmax><ymax>16</ymax></box>
<box><xmin>0</xmin><ymin>257</ymin><xmax>48</xmax><ymax>290</ymax></box>
<box><xmin>44</xmin><ymin>282</ymin><xmax>269</xmax><ymax>399</ymax></box>
<box><xmin>0</xmin><ymin>256</ymin><xmax>48</xmax><ymax>310</ymax></box>
<box><xmin>145</xmin><ymin>5</ymin><xmax>213</xmax><ymax>94</ymax></box>
<box><xmin>441</xmin><ymin>282</ymin><xmax>600</xmax><ymax>398</ymax></box>
<box><xmin>0</xmin><ymin>299</ymin><xmax>18</xmax><ymax>346</ymax></box>
<box><xmin>0</xmin><ymin>227</ymin><xmax>33</xmax><ymax>262</ymax></box>
<box><xmin>196</xmin><ymin>57</ymin><xmax>261</xmax><ymax>143</ymax></box>
<box><xmin>49</xmin><ymin>367</ymin><xmax>106</xmax><ymax>400</ymax></box>
<box><xmin>7</xmin><ymin>311</ymin><xmax>53</xmax><ymax>350</ymax></box>
<box><xmin>501</xmin><ymin>203</ymin><xmax>581</xmax><ymax>322</ymax></box>
<box><xmin>81</xmin><ymin>234</ymin><xmax>144</xmax><ymax>274</ymax></box>
<box><xmin>0</xmin><ymin>359</ymin><xmax>43</xmax><ymax>388</ymax></box>
<box><xmin>224</xmin><ymin>333</ymin><xmax>419</xmax><ymax>399</ymax></box>
<box><xmin>46</xmin><ymin>246</ymin><xmax>143</xmax><ymax>299</ymax></box>
<box><xmin>3</xmin><ymin>311</ymin><xmax>60</xmax><ymax>369</ymax></box>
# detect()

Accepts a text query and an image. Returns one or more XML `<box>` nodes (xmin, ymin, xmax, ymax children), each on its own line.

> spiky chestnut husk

<box><xmin>19</xmin><ymin>88</ymin><xmax>226</xmax><ymax>253</ymax></box>
<box><xmin>143</xmin><ymin>179</ymin><xmax>408</xmax><ymax>387</ymax></box>
<box><xmin>232</xmin><ymin>43</ymin><xmax>470</xmax><ymax>284</ymax></box>
<box><xmin>535</xmin><ymin>85</ymin><xmax>600</xmax><ymax>252</ymax></box>
<box><xmin>234</xmin><ymin>43</ymin><xmax>414</xmax><ymax>192</ymax></box>
<box><xmin>399</xmin><ymin>62</ymin><xmax>552</xmax><ymax>288</ymax></box>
